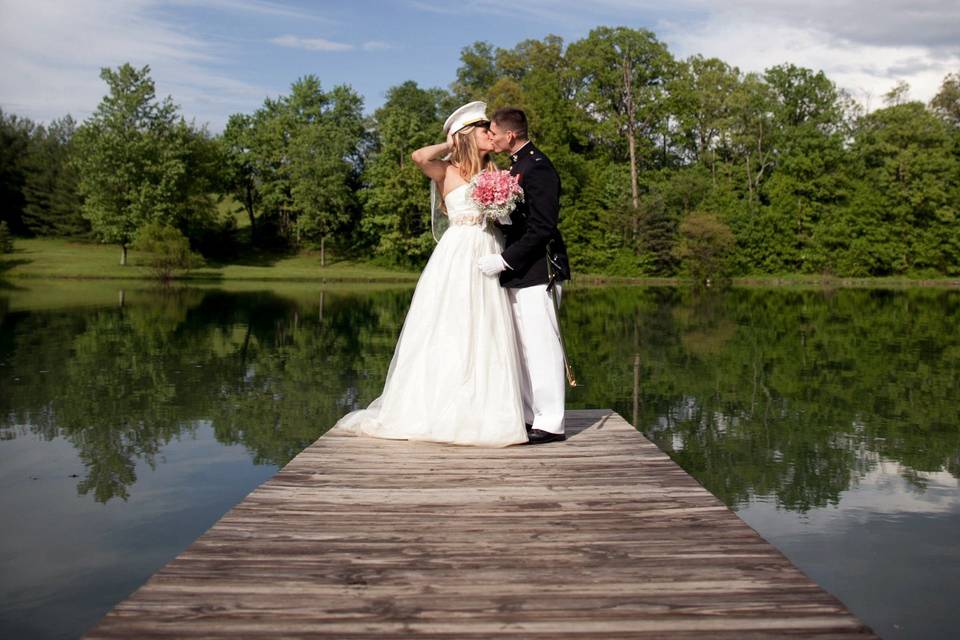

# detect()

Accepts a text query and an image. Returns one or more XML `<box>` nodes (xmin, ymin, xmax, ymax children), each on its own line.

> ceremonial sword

<box><xmin>545</xmin><ymin>247</ymin><xmax>577</xmax><ymax>388</ymax></box>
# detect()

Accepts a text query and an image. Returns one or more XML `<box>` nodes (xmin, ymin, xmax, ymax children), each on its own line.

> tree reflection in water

<box><xmin>1</xmin><ymin>285</ymin><xmax>958</xmax><ymax>509</ymax></box>
<box><xmin>0</xmin><ymin>287</ymin><xmax>410</xmax><ymax>502</ymax></box>
<box><xmin>564</xmin><ymin>286</ymin><xmax>960</xmax><ymax>511</ymax></box>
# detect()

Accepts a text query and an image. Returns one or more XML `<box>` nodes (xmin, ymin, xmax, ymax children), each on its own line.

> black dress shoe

<box><xmin>525</xmin><ymin>428</ymin><xmax>566</xmax><ymax>445</ymax></box>
<box><xmin>525</xmin><ymin>423</ymin><xmax>534</xmax><ymax>433</ymax></box>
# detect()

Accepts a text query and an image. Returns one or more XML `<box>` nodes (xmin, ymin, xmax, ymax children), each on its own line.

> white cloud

<box><xmin>0</xmin><ymin>0</ymin><xmax>269</xmax><ymax>130</ymax></box>
<box><xmin>738</xmin><ymin>457</ymin><xmax>960</xmax><ymax>538</ymax></box>
<box><xmin>3</xmin><ymin>0</ymin><xmax>956</xmax><ymax>131</ymax></box>
<box><xmin>653</xmin><ymin>1</ymin><xmax>960</xmax><ymax>104</ymax></box>
<box><xmin>362</xmin><ymin>41</ymin><xmax>392</xmax><ymax>51</ymax></box>
<box><xmin>268</xmin><ymin>36</ymin><xmax>393</xmax><ymax>53</ymax></box>
<box><xmin>270</xmin><ymin>34</ymin><xmax>354</xmax><ymax>52</ymax></box>
<box><xmin>687</xmin><ymin>0</ymin><xmax>960</xmax><ymax>51</ymax></box>
<box><xmin>406</xmin><ymin>1</ymin><xmax>462</xmax><ymax>16</ymax></box>
<box><xmin>169</xmin><ymin>0</ymin><xmax>332</xmax><ymax>22</ymax></box>
<box><xmin>408</xmin><ymin>0</ymin><xmax>959</xmax><ymax>105</ymax></box>
<box><xmin>659</xmin><ymin>11</ymin><xmax>959</xmax><ymax>108</ymax></box>
<box><xmin>489</xmin><ymin>0</ymin><xmax>960</xmax><ymax>50</ymax></box>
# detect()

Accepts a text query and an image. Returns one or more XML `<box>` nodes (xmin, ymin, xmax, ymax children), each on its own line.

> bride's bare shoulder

<box><xmin>442</xmin><ymin>165</ymin><xmax>468</xmax><ymax>196</ymax></box>
<box><xmin>443</xmin><ymin>163</ymin><xmax>461</xmax><ymax>183</ymax></box>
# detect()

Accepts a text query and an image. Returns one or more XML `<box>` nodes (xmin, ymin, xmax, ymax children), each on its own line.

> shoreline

<box><xmin>7</xmin><ymin>272</ymin><xmax>960</xmax><ymax>290</ymax></box>
<box><xmin>3</xmin><ymin>238</ymin><xmax>960</xmax><ymax>289</ymax></box>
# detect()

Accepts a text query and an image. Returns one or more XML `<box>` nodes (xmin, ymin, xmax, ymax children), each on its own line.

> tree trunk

<box><xmin>627</xmin><ymin>126</ymin><xmax>640</xmax><ymax>212</ymax></box>
<box><xmin>628</xmin><ymin>128</ymin><xmax>639</xmax><ymax>238</ymax></box>
<box><xmin>245</xmin><ymin>183</ymin><xmax>257</xmax><ymax>245</ymax></box>
<box><xmin>320</xmin><ymin>235</ymin><xmax>326</xmax><ymax>267</ymax></box>
<box><xmin>120</xmin><ymin>244</ymin><xmax>127</xmax><ymax>266</ymax></box>
<box><xmin>753</xmin><ymin>123</ymin><xmax>770</xmax><ymax>189</ymax></box>
<box><xmin>239</xmin><ymin>321</ymin><xmax>252</xmax><ymax>368</ymax></box>
<box><xmin>632</xmin><ymin>352</ymin><xmax>640</xmax><ymax>429</ymax></box>
<box><xmin>622</xmin><ymin>54</ymin><xmax>640</xmax><ymax>250</ymax></box>
<box><xmin>623</xmin><ymin>55</ymin><xmax>639</xmax><ymax>214</ymax></box>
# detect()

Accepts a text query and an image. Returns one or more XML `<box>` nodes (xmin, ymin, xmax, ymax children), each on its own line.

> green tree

<box><xmin>758</xmin><ymin>64</ymin><xmax>849</xmax><ymax>272</ymax></box>
<box><xmin>175</xmin><ymin>123</ymin><xmax>223</xmax><ymax>247</ymax></box>
<box><xmin>0</xmin><ymin>220</ymin><xmax>13</xmax><ymax>252</ymax></box>
<box><xmin>668</xmin><ymin>55</ymin><xmax>740</xmax><ymax>173</ymax></box>
<box><xmin>289</xmin><ymin>84</ymin><xmax>366</xmax><ymax>264</ymax></box>
<box><xmin>567</xmin><ymin>26</ymin><xmax>675</xmax><ymax>227</ymax></box>
<box><xmin>637</xmin><ymin>167</ymin><xmax>713</xmax><ymax>274</ymax></box>
<box><xmin>884</xmin><ymin>80</ymin><xmax>911</xmax><ymax>107</ymax></box>
<box><xmin>838</xmin><ymin>102</ymin><xmax>960</xmax><ymax>275</ymax></box>
<box><xmin>931</xmin><ymin>71</ymin><xmax>960</xmax><ymax>127</ymax></box>
<box><xmin>0</xmin><ymin>109</ymin><xmax>33</xmax><ymax>234</ymax></box>
<box><xmin>560</xmin><ymin>158</ymin><xmax>635</xmax><ymax>273</ymax></box>
<box><xmin>495</xmin><ymin>35</ymin><xmax>585</xmax><ymax>153</ymax></box>
<box><xmin>765</xmin><ymin>64</ymin><xmax>844</xmax><ymax>130</ymax></box>
<box><xmin>451</xmin><ymin>42</ymin><xmax>498</xmax><ymax>102</ymax></box>
<box><xmin>72</xmin><ymin>64</ymin><xmax>218</xmax><ymax>264</ymax></box>
<box><xmin>243</xmin><ymin>96</ymin><xmax>295</xmax><ymax>244</ymax></box>
<box><xmin>21</xmin><ymin>115</ymin><xmax>88</xmax><ymax>237</ymax></box>
<box><xmin>675</xmin><ymin>211</ymin><xmax>735</xmax><ymax>285</ymax></box>
<box><xmin>361</xmin><ymin>81</ymin><xmax>447</xmax><ymax>266</ymax></box>
<box><xmin>727</xmin><ymin>73</ymin><xmax>776</xmax><ymax>211</ymax></box>
<box><xmin>220</xmin><ymin>113</ymin><xmax>261</xmax><ymax>244</ymax></box>
<box><xmin>235</xmin><ymin>76</ymin><xmax>367</xmax><ymax>252</ymax></box>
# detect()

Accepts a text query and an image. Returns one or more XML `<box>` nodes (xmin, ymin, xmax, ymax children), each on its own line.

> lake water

<box><xmin>1</xmin><ymin>281</ymin><xmax>958</xmax><ymax>639</ymax></box>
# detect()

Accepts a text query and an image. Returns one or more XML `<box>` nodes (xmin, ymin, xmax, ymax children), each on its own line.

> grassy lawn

<box><xmin>1</xmin><ymin>238</ymin><xmax>419</xmax><ymax>283</ymax></box>
<box><xmin>3</xmin><ymin>238</ymin><xmax>959</xmax><ymax>288</ymax></box>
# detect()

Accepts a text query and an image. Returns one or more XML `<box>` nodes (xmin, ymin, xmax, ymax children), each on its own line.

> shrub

<box><xmin>133</xmin><ymin>223</ymin><xmax>201</xmax><ymax>282</ymax></box>
<box><xmin>0</xmin><ymin>222</ymin><xmax>12</xmax><ymax>253</ymax></box>
<box><xmin>674</xmin><ymin>211</ymin><xmax>735</xmax><ymax>287</ymax></box>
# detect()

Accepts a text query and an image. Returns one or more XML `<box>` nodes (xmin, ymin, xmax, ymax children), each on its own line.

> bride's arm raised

<box><xmin>411</xmin><ymin>136</ymin><xmax>452</xmax><ymax>186</ymax></box>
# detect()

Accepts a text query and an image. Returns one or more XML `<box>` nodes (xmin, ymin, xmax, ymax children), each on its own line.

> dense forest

<box><xmin>1</xmin><ymin>26</ymin><xmax>959</xmax><ymax>278</ymax></box>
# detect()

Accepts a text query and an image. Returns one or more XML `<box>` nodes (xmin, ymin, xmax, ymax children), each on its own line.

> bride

<box><xmin>333</xmin><ymin>102</ymin><xmax>528</xmax><ymax>447</ymax></box>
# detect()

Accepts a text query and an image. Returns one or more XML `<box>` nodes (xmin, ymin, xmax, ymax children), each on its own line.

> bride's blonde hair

<box><xmin>450</xmin><ymin>124</ymin><xmax>497</xmax><ymax>180</ymax></box>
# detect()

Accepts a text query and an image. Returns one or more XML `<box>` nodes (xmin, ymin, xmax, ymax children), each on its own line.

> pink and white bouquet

<box><xmin>467</xmin><ymin>169</ymin><xmax>523</xmax><ymax>225</ymax></box>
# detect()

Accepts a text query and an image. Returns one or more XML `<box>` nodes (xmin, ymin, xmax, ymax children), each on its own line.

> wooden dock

<box><xmin>85</xmin><ymin>409</ymin><xmax>875</xmax><ymax>638</ymax></box>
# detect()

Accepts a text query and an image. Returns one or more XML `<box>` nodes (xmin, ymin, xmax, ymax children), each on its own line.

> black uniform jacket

<box><xmin>499</xmin><ymin>142</ymin><xmax>570</xmax><ymax>289</ymax></box>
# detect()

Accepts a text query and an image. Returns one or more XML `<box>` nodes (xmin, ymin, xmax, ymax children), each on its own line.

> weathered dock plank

<box><xmin>84</xmin><ymin>409</ymin><xmax>875</xmax><ymax>638</ymax></box>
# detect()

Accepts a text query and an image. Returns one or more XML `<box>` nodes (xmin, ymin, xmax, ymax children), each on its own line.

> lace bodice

<box><xmin>443</xmin><ymin>184</ymin><xmax>485</xmax><ymax>227</ymax></box>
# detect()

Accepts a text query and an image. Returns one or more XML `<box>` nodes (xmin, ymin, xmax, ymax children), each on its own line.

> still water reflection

<box><xmin>1</xmin><ymin>282</ymin><xmax>958</xmax><ymax>639</ymax></box>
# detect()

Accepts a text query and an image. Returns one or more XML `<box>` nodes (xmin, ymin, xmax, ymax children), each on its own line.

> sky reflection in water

<box><xmin>739</xmin><ymin>463</ymin><xmax>960</xmax><ymax>639</ymax></box>
<box><xmin>0</xmin><ymin>422</ymin><xmax>277</xmax><ymax>639</ymax></box>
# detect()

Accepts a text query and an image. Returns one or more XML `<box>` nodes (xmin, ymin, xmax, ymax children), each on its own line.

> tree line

<box><xmin>1</xmin><ymin>26</ymin><xmax>959</xmax><ymax>277</ymax></box>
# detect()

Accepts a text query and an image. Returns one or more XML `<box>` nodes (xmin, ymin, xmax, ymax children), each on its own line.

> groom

<box><xmin>478</xmin><ymin>108</ymin><xmax>570</xmax><ymax>445</ymax></box>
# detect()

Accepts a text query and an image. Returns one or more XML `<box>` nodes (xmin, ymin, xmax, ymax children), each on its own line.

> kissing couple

<box><xmin>334</xmin><ymin>102</ymin><xmax>570</xmax><ymax>446</ymax></box>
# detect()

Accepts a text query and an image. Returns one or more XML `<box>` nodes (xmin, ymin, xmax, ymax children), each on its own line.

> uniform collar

<box><xmin>509</xmin><ymin>140</ymin><xmax>533</xmax><ymax>163</ymax></box>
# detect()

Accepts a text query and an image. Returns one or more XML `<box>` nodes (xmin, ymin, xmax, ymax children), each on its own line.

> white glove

<box><xmin>478</xmin><ymin>254</ymin><xmax>509</xmax><ymax>277</ymax></box>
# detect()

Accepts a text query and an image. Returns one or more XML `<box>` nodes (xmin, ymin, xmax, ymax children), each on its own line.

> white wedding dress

<box><xmin>333</xmin><ymin>184</ymin><xmax>528</xmax><ymax>447</ymax></box>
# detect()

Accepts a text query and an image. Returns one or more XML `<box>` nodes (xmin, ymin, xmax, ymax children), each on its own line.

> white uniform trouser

<box><xmin>507</xmin><ymin>284</ymin><xmax>565</xmax><ymax>434</ymax></box>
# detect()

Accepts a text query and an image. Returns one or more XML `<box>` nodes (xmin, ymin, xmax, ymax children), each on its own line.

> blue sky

<box><xmin>2</xmin><ymin>0</ymin><xmax>958</xmax><ymax>131</ymax></box>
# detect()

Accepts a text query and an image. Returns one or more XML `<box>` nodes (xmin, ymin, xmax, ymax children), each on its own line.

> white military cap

<box><xmin>443</xmin><ymin>101</ymin><xmax>489</xmax><ymax>135</ymax></box>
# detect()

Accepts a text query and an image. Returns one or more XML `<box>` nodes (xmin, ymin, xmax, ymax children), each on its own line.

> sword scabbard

<box><xmin>546</xmin><ymin>251</ymin><xmax>577</xmax><ymax>388</ymax></box>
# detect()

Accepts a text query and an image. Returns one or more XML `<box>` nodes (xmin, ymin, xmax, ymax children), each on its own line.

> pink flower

<box><xmin>467</xmin><ymin>170</ymin><xmax>524</xmax><ymax>225</ymax></box>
